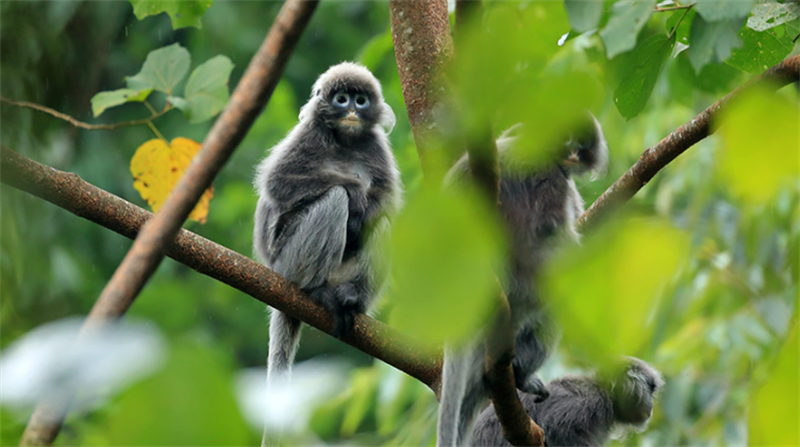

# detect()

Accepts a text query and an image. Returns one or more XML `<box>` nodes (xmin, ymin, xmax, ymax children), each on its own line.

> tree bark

<box><xmin>389</xmin><ymin>0</ymin><xmax>455</xmax><ymax>175</ymax></box>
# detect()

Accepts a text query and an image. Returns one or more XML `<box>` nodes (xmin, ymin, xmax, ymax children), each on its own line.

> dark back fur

<box><xmin>471</xmin><ymin>359</ymin><xmax>664</xmax><ymax>447</ymax></box>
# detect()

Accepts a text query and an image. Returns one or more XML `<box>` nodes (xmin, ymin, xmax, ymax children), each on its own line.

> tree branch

<box><xmin>0</xmin><ymin>146</ymin><xmax>442</xmax><ymax>394</ymax></box>
<box><xmin>0</xmin><ymin>96</ymin><xmax>171</xmax><ymax>130</ymax></box>
<box><xmin>389</xmin><ymin>0</ymin><xmax>454</xmax><ymax>175</ymax></box>
<box><xmin>18</xmin><ymin>2</ymin><xmax>319</xmax><ymax>445</ymax></box>
<box><xmin>577</xmin><ymin>55</ymin><xmax>800</xmax><ymax>231</ymax></box>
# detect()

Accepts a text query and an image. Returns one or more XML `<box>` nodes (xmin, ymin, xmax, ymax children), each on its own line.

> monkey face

<box><xmin>323</xmin><ymin>89</ymin><xmax>382</xmax><ymax>135</ymax></box>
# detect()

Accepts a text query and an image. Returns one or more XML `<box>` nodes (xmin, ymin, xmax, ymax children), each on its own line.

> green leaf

<box><xmin>90</xmin><ymin>88</ymin><xmax>152</xmax><ymax>117</ymax></box>
<box><xmin>748</xmin><ymin>2</ymin><xmax>800</xmax><ymax>31</ymax></box>
<box><xmin>599</xmin><ymin>0</ymin><xmax>657</xmax><ymax>59</ymax></box>
<box><xmin>98</xmin><ymin>342</ymin><xmax>249</xmax><ymax>445</ymax></box>
<box><xmin>727</xmin><ymin>24</ymin><xmax>796</xmax><ymax>74</ymax></box>
<box><xmin>172</xmin><ymin>55</ymin><xmax>234</xmax><ymax>123</ymax></box>
<box><xmin>388</xmin><ymin>186</ymin><xmax>507</xmax><ymax>346</ymax></box>
<box><xmin>687</xmin><ymin>15</ymin><xmax>745</xmax><ymax>72</ymax></box>
<box><xmin>666</xmin><ymin>7</ymin><xmax>696</xmax><ymax>45</ymax></box>
<box><xmin>358</xmin><ymin>28</ymin><xmax>394</xmax><ymax>71</ymax></box>
<box><xmin>542</xmin><ymin>217</ymin><xmax>688</xmax><ymax>366</ymax></box>
<box><xmin>614</xmin><ymin>34</ymin><xmax>675</xmax><ymax>119</ymax></box>
<box><xmin>717</xmin><ymin>88</ymin><xmax>800</xmax><ymax>202</ymax></box>
<box><xmin>129</xmin><ymin>0</ymin><xmax>213</xmax><ymax>29</ymax></box>
<box><xmin>749</xmin><ymin>324</ymin><xmax>799</xmax><ymax>446</ymax></box>
<box><xmin>564</xmin><ymin>0</ymin><xmax>604</xmax><ymax>33</ymax></box>
<box><xmin>126</xmin><ymin>43</ymin><xmax>191</xmax><ymax>95</ymax></box>
<box><xmin>694</xmin><ymin>0</ymin><xmax>754</xmax><ymax>22</ymax></box>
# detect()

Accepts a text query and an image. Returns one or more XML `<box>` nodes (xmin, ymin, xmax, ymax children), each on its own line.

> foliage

<box><xmin>129</xmin><ymin>0</ymin><xmax>213</xmax><ymax>30</ymax></box>
<box><xmin>0</xmin><ymin>1</ymin><xmax>798</xmax><ymax>446</ymax></box>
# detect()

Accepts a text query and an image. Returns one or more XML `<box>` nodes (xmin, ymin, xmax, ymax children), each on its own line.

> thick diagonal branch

<box><xmin>577</xmin><ymin>55</ymin><xmax>800</xmax><ymax>230</ymax></box>
<box><xmin>19</xmin><ymin>2</ymin><xmax>318</xmax><ymax>445</ymax></box>
<box><xmin>1</xmin><ymin>147</ymin><xmax>442</xmax><ymax>394</ymax></box>
<box><xmin>389</xmin><ymin>0</ymin><xmax>454</xmax><ymax>175</ymax></box>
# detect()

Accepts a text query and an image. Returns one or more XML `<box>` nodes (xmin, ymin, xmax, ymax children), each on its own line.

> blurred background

<box><xmin>1</xmin><ymin>1</ymin><xmax>797</xmax><ymax>446</ymax></box>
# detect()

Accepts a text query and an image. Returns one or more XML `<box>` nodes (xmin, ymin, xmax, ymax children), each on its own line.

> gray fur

<box><xmin>471</xmin><ymin>358</ymin><xmax>664</xmax><ymax>447</ymax></box>
<box><xmin>253</xmin><ymin>63</ymin><xmax>401</xmax><ymax>446</ymax></box>
<box><xmin>437</xmin><ymin>114</ymin><xmax>608</xmax><ymax>447</ymax></box>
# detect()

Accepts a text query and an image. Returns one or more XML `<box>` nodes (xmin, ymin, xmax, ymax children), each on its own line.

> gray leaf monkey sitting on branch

<box><xmin>253</xmin><ymin>62</ymin><xmax>402</xmax><ymax>384</ymax></box>
<box><xmin>438</xmin><ymin>114</ymin><xmax>609</xmax><ymax>447</ymax></box>
<box><xmin>471</xmin><ymin>358</ymin><xmax>665</xmax><ymax>446</ymax></box>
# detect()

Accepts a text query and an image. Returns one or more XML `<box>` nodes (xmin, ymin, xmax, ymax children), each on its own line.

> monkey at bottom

<box><xmin>471</xmin><ymin>358</ymin><xmax>664</xmax><ymax>447</ymax></box>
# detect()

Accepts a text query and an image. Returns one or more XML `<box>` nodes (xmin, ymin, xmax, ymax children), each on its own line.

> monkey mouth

<box><xmin>562</xmin><ymin>153</ymin><xmax>581</xmax><ymax>168</ymax></box>
<box><xmin>339</xmin><ymin>115</ymin><xmax>362</xmax><ymax>127</ymax></box>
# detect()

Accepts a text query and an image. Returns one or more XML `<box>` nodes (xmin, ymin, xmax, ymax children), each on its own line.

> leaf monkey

<box><xmin>471</xmin><ymin>358</ymin><xmax>664</xmax><ymax>446</ymax></box>
<box><xmin>253</xmin><ymin>61</ymin><xmax>401</xmax><ymax>385</ymax></box>
<box><xmin>438</xmin><ymin>114</ymin><xmax>609</xmax><ymax>446</ymax></box>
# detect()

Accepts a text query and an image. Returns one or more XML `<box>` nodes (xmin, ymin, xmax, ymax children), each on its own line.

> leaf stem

<box><xmin>146</xmin><ymin>121</ymin><xmax>167</xmax><ymax>141</ymax></box>
<box><xmin>667</xmin><ymin>4</ymin><xmax>694</xmax><ymax>40</ymax></box>
<box><xmin>0</xmin><ymin>96</ymin><xmax>170</xmax><ymax>130</ymax></box>
<box><xmin>143</xmin><ymin>100</ymin><xmax>159</xmax><ymax>116</ymax></box>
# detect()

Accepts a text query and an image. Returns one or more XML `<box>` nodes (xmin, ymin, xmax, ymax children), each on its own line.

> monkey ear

<box><xmin>298</xmin><ymin>96</ymin><xmax>320</xmax><ymax>123</ymax></box>
<box><xmin>379</xmin><ymin>102</ymin><xmax>396</xmax><ymax>134</ymax></box>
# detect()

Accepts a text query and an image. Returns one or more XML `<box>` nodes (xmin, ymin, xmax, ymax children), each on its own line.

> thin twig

<box><xmin>0</xmin><ymin>96</ymin><xmax>170</xmax><ymax>130</ymax></box>
<box><xmin>577</xmin><ymin>55</ymin><xmax>800</xmax><ymax>231</ymax></box>
<box><xmin>18</xmin><ymin>1</ymin><xmax>320</xmax><ymax>445</ymax></box>
<box><xmin>655</xmin><ymin>3</ymin><xmax>695</xmax><ymax>12</ymax></box>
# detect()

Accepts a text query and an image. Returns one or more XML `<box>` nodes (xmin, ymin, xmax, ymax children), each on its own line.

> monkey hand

<box><xmin>326</xmin><ymin>282</ymin><xmax>366</xmax><ymax>339</ymax></box>
<box><xmin>519</xmin><ymin>376</ymin><xmax>550</xmax><ymax>403</ymax></box>
<box><xmin>343</xmin><ymin>183</ymin><xmax>368</xmax><ymax>216</ymax></box>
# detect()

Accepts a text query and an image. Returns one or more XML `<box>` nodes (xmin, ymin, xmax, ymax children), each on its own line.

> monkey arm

<box><xmin>266</xmin><ymin>186</ymin><xmax>349</xmax><ymax>290</ymax></box>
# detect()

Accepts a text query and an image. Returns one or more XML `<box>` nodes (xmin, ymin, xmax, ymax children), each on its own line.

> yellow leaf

<box><xmin>130</xmin><ymin>137</ymin><xmax>214</xmax><ymax>224</ymax></box>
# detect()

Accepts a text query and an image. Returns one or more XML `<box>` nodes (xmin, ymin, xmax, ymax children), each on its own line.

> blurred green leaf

<box><xmin>453</xmin><ymin>1</ymin><xmax>571</xmax><ymax>122</ymax></box>
<box><xmin>694</xmin><ymin>0</ymin><xmax>754</xmax><ymax>22</ymax></box>
<box><xmin>388</xmin><ymin>186</ymin><xmax>507</xmax><ymax>346</ymax></box>
<box><xmin>600</xmin><ymin>0</ymin><xmax>656</xmax><ymax>59</ymax></box>
<box><xmin>543</xmin><ymin>217</ymin><xmax>688</xmax><ymax>365</ymax></box>
<box><xmin>126</xmin><ymin>43</ymin><xmax>191</xmax><ymax>95</ymax></box>
<box><xmin>171</xmin><ymin>55</ymin><xmax>233</xmax><ymax>123</ymax></box>
<box><xmin>97</xmin><ymin>342</ymin><xmax>249</xmax><ymax>446</ymax></box>
<box><xmin>749</xmin><ymin>323</ymin><xmax>799</xmax><ymax>446</ymax></box>
<box><xmin>748</xmin><ymin>3</ymin><xmax>800</xmax><ymax>31</ymax></box>
<box><xmin>614</xmin><ymin>34</ymin><xmax>675</xmax><ymax>119</ymax></box>
<box><xmin>717</xmin><ymin>88</ymin><xmax>800</xmax><ymax>202</ymax></box>
<box><xmin>90</xmin><ymin>88</ymin><xmax>152</xmax><ymax>117</ymax></box>
<box><xmin>358</xmin><ymin>28</ymin><xmax>394</xmax><ymax>71</ymax></box>
<box><xmin>564</xmin><ymin>0</ymin><xmax>604</xmax><ymax>33</ymax></box>
<box><xmin>687</xmin><ymin>15</ymin><xmax>744</xmax><ymax>73</ymax></box>
<box><xmin>340</xmin><ymin>368</ymin><xmax>378</xmax><ymax>436</ymax></box>
<box><xmin>129</xmin><ymin>0</ymin><xmax>212</xmax><ymax>29</ymax></box>
<box><xmin>501</xmin><ymin>71</ymin><xmax>603</xmax><ymax>163</ymax></box>
<box><xmin>727</xmin><ymin>25</ymin><xmax>795</xmax><ymax>74</ymax></box>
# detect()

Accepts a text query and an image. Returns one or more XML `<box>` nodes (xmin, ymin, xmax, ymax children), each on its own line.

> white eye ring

<box><xmin>354</xmin><ymin>94</ymin><xmax>369</xmax><ymax>109</ymax></box>
<box><xmin>333</xmin><ymin>92</ymin><xmax>349</xmax><ymax>107</ymax></box>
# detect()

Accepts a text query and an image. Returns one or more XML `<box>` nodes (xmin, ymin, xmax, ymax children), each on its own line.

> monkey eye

<box><xmin>333</xmin><ymin>92</ymin><xmax>349</xmax><ymax>107</ymax></box>
<box><xmin>354</xmin><ymin>94</ymin><xmax>370</xmax><ymax>109</ymax></box>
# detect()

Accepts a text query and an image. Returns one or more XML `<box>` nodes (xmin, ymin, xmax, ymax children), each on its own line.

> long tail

<box><xmin>262</xmin><ymin>309</ymin><xmax>302</xmax><ymax>447</ymax></box>
<box><xmin>438</xmin><ymin>343</ymin><xmax>489</xmax><ymax>447</ymax></box>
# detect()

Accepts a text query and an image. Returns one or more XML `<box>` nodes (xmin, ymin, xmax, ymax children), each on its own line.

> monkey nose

<box><xmin>346</xmin><ymin>111</ymin><xmax>359</xmax><ymax>120</ymax></box>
